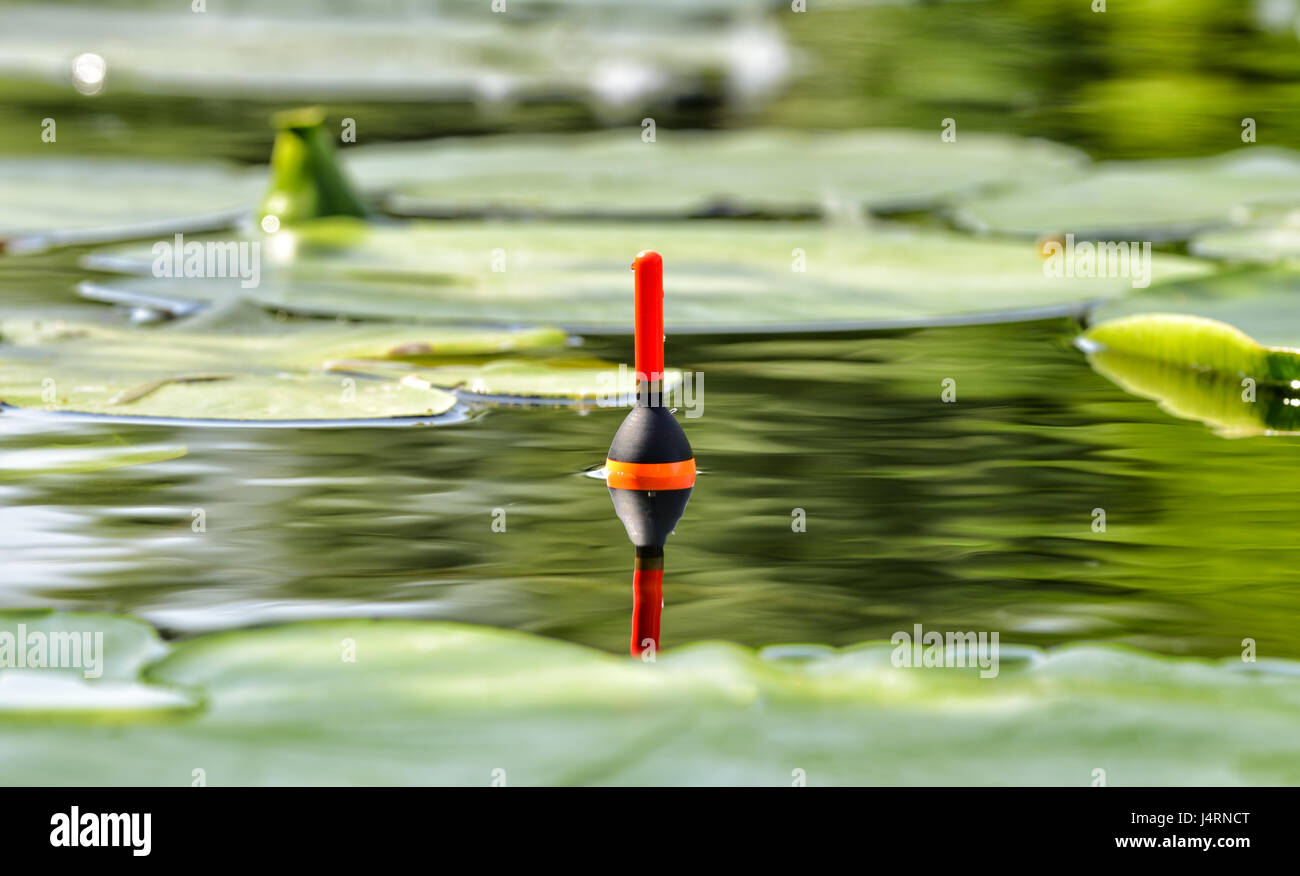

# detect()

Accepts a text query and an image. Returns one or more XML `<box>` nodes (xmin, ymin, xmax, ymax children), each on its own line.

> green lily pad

<box><xmin>1189</xmin><ymin>209</ymin><xmax>1300</xmax><ymax>263</ymax></box>
<box><xmin>0</xmin><ymin>304</ymin><xmax>668</xmax><ymax>418</ymax></box>
<box><xmin>335</xmin><ymin>357</ymin><xmax>683</xmax><ymax>404</ymax></box>
<box><xmin>0</xmin><ymin>367</ymin><xmax>456</xmax><ymax>424</ymax></box>
<box><xmin>1080</xmin><ymin>313</ymin><xmax>1300</xmax><ymax>436</ymax></box>
<box><xmin>82</xmin><ymin>220</ymin><xmax>1212</xmax><ymax>331</ymax></box>
<box><xmin>3</xmin><ymin>612</ymin><xmax>1300</xmax><ymax>785</ymax></box>
<box><xmin>0</xmin><ymin>158</ymin><xmax>262</xmax><ymax>253</ymax></box>
<box><xmin>0</xmin><ymin>308</ymin><xmax>575</xmax><ymax>422</ymax></box>
<box><xmin>345</xmin><ymin>129</ymin><xmax>1086</xmax><ymax>218</ymax></box>
<box><xmin>0</xmin><ymin>611</ymin><xmax>192</xmax><ymax>718</ymax></box>
<box><xmin>0</xmin><ymin>611</ymin><xmax>166</xmax><ymax>682</ymax></box>
<box><xmin>1088</xmin><ymin>269</ymin><xmax>1300</xmax><ymax>349</ymax></box>
<box><xmin>952</xmin><ymin>148</ymin><xmax>1300</xmax><ymax>241</ymax></box>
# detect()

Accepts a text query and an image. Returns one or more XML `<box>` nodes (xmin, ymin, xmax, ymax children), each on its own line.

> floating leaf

<box><xmin>0</xmin><ymin>611</ymin><xmax>192</xmax><ymax>717</ymax></box>
<box><xmin>952</xmin><ymin>148</ymin><xmax>1300</xmax><ymax>241</ymax></box>
<box><xmin>346</xmin><ymin>129</ymin><xmax>1086</xmax><ymax>218</ymax></box>
<box><xmin>1189</xmin><ymin>210</ymin><xmax>1300</xmax><ymax>263</ymax></box>
<box><xmin>0</xmin><ymin>366</ymin><xmax>457</xmax><ymax>424</ymax></box>
<box><xmin>0</xmin><ymin>309</ymin><xmax>574</xmax><ymax>421</ymax></box>
<box><xmin>1083</xmin><ymin>314</ymin><xmax>1282</xmax><ymax>379</ymax></box>
<box><xmin>0</xmin><ymin>306</ymin><xmax>567</xmax><ymax>369</ymax></box>
<box><xmin>335</xmin><ymin>357</ymin><xmax>683</xmax><ymax>403</ymax></box>
<box><xmin>1088</xmin><ymin>269</ymin><xmax>1300</xmax><ymax>349</ymax></box>
<box><xmin>2</xmin><ymin>613</ymin><xmax>1299</xmax><ymax>784</ymax></box>
<box><xmin>83</xmin><ymin>220</ymin><xmax>1212</xmax><ymax>331</ymax></box>
<box><xmin>0</xmin><ymin>611</ymin><xmax>166</xmax><ymax>683</ymax></box>
<box><xmin>0</xmin><ymin>303</ymin><xmax>662</xmax><ymax>418</ymax></box>
<box><xmin>1080</xmin><ymin>313</ymin><xmax>1300</xmax><ymax>436</ymax></box>
<box><xmin>0</xmin><ymin>158</ymin><xmax>262</xmax><ymax>252</ymax></box>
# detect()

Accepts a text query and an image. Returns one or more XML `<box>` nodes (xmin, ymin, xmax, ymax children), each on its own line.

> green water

<box><xmin>4</xmin><ymin>261</ymin><xmax>1297</xmax><ymax>660</ymax></box>
<box><xmin>7</xmin><ymin>0</ymin><xmax>1300</xmax><ymax>163</ymax></box>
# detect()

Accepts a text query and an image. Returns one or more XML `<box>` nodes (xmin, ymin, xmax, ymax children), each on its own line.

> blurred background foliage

<box><xmin>769</xmin><ymin>0</ymin><xmax>1300</xmax><ymax>157</ymax></box>
<box><xmin>1</xmin><ymin>0</ymin><xmax>1298</xmax><ymax>161</ymax></box>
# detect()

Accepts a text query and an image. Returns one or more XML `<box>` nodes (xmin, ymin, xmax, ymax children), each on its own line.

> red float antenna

<box><xmin>633</xmin><ymin>250</ymin><xmax>664</xmax><ymax>400</ymax></box>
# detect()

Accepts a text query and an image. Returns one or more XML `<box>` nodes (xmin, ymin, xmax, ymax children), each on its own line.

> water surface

<box><xmin>4</xmin><ymin>285</ymin><xmax>1297</xmax><ymax>659</ymax></box>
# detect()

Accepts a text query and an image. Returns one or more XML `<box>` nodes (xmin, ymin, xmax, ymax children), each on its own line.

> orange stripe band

<box><xmin>604</xmin><ymin>458</ymin><xmax>696</xmax><ymax>491</ymax></box>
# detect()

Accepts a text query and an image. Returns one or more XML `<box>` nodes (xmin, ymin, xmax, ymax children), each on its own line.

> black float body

<box><xmin>607</xmin><ymin>405</ymin><xmax>694</xmax><ymax>549</ymax></box>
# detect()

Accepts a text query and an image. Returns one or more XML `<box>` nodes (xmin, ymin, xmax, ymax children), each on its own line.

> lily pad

<box><xmin>334</xmin><ymin>358</ymin><xmax>683</xmax><ymax>404</ymax></box>
<box><xmin>1080</xmin><ymin>313</ymin><xmax>1300</xmax><ymax>436</ymax></box>
<box><xmin>1189</xmin><ymin>209</ymin><xmax>1300</xmax><ymax>263</ymax></box>
<box><xmin>82</xmin><ymin>220</ymin><xmax>1213</xmax><ymax>332</ymax></box>
<box><xmin>0</xmin><ymin>158</ymin><xmax>262</xmax><ymax>253</ymax></box>
<box><xmin>0</xmin><ymin>611</ymin><xmax>191</xmax><ymax>718</ymax></box>
<box><xmin>0</xmin><ymin>308</ymin><xmax>575</xmax><ymax>422</ymax></box>
<box><xmin>0</xmin><ymin>304</ymin><xmax>670</xmax><ymax>418</ymax></box>
<box><xmin>2</xmin><ymin>612</ymin><xmax>1300</xmax><ymax>784</ymax></box>
<box><xmin>951</xmin><ymin>148</ymin><xmax>1300</xmax><ymax>241</ymax></box>
<box><xmin>0</xmin><ymin>367</ymin><xmax>456</xmax><ymax>424</ymax></box>
<box><xmin>345</xmin><ymin>129</ymin><xmax>1087</xmax><ymax>218</ymax></box>
<box><xmin>1088</xmin><ymin>269</ymin><xmax>1300</xmax><ymax>350</ymax></box>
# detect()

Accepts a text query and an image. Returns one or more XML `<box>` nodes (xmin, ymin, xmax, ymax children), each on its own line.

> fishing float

<box><xmin>605</xmin><ymin>251</ymin><xmax>696</xmax><ymax>657</ymax></box>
